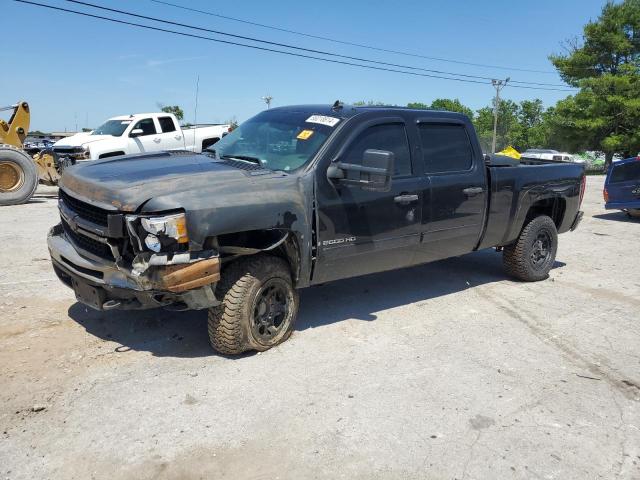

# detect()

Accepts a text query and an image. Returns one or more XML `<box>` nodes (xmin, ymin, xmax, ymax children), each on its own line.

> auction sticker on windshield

<box><xmin>297</xmin><ymin>129</ymin><xmax>314</xmax><ymax>140</ymax></box>
<box><xmin>306</xmin><ymin>115</ymin><xmax>340</xmax><ymax>127</ymax></box>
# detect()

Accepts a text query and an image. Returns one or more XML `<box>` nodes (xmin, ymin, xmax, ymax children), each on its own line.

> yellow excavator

<box><xmin>0</xmin><ymin>101</ymin><xmax>62</xmax><ymax>206</ymax></box>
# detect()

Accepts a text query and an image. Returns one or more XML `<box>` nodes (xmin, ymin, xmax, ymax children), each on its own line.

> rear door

<box><xmin>157</xmin><ymin>116</ymin><xmax>186</xmax><ymax>150</ymax></box>
<box><xmin>314</xmin><ymin>117</ymin><xmax>423</xmax><ymax>282</ymax></box>
<box><xmin>414</xmin><ymin>120</ymin><xmax>487</xmax><ymax>263</ymax></box>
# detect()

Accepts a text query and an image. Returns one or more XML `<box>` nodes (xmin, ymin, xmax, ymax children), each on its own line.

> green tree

<box><xmin>515</xmin><ymin>99</ymin><xmax>549</xmax><ymax>150</ymax></box>
<box><xmin>406</xmin><ymin>102</ymin><xmax>429</xmax><ymax>109</ymax></box>
<box><xmin>406</xmin><ymin>99</ymin><xmax>473</xmax><ymax>119</ymax></box>
<box><xmin>549</xmin><ymin>0</ymin><xmax>640</xmax><ymax>169</ymax></box>
<box><xmin>160</xmin><ymin>105</ymin><xmax>185</xmax><ymax>121</ymax></box>
<box><xmin>474</xmin><ymin>100</ymin><xmax>523</xmax><ymax>152</ymax></box>
<box><xmin>428</xmin><ymin>98</ymin><xmax>474</xmax><ymax>119</ymax></box>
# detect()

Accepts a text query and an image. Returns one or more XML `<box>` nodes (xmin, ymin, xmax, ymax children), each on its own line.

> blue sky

<box><xmin>2</xmin><ymin>0</ymin><xmax>606</xmax><ymax>132</ymax></box>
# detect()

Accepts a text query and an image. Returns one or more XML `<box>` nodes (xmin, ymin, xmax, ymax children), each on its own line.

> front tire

<box><xmin>503</xmin><ymin>215</ymin><xmax>558</xmax><ymax>282</ymax></box>
<box><xmin>0</xmin><ymin>144</ymin><xmax>39</xmax><ymax>206</ymax></box>
<box><xmin>208</xmin><ymin>254</ymin><xmax>299</xmax><ymax>354</ymax></box>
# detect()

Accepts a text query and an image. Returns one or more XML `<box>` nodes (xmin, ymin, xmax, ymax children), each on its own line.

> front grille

<box><xmin>53</xmin><ymin>146</ymin><xmax>85</xmax><ymax>161</ymax></box>
<box><xmin>53</xmin><ymin>147</ymin><xmax>80</xmax><ymax>155</ymax></box>
<box><xmin>62</xmin><ymin>220</ymin><xmax>114</xmax><ymax>260</ymax></box>
<box><xmin>59</xmin><ymin>190</ymin><xmax>111</xmax><ymax>226</ymax></box>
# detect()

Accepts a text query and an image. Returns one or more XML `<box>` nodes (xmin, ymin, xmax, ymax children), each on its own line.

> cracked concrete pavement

<box><xmin>0</xmin><ymin>176</ymin><xmax>639</xmax><ymax>479</ymax></box>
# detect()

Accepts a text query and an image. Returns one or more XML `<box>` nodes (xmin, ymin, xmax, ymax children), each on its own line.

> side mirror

<box><xmin>130</xmin><ymin>128</ymin><xmax>144</xmax><ymax>137</ymax></box>
<box><xmin>327</xmin><ymin>149</ymin><xmax>394</xmax><ymax>192</ymax></box>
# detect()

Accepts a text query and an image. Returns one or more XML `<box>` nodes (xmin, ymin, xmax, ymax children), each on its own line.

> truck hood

<box><xmin>59</xmin><ymin>151</ymin><xmax>287</xmax><ymax>212</ymax></box>
<box><xmin>54</xmin><ymin>133</ymin><xmax>111</xmax><ymax>148</ymax></box>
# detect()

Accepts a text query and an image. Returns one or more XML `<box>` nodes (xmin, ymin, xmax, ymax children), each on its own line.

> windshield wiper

<box><xmin>220</xmin><ymin>154</ymin><xmax>263</xmax><ymax>166</ymax></box>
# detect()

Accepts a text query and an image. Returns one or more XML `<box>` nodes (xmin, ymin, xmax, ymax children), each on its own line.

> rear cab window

<box><xmin>418</xmin><ymin>123</ymin><xmax>473</xmax><ymax>173</ymax></box>
<box><xmin>609</xmin><ymin>160</ymin><xmax>640</xmax><ymax>183</ymax></box>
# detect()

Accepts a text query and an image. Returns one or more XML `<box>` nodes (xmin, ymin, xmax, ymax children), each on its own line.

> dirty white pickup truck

<box><xmin>52</xmin><ymin>112</ymin><xmax>230</xmax><ymax>162</ymax></box>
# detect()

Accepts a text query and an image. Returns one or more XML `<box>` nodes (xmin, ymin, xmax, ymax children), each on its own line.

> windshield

<box><xmin>208</xmin><ymin>109</ymin><xmax>340</xmax><ymax>171</ymax></box>
<box><xmin>92</xmin><ymin>119</ymin><xmax>132</xmax><ymax>136</ymax></box>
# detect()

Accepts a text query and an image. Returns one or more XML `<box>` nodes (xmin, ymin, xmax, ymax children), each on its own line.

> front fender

<box><xmin>140</xmin><ymin>171</ymin><xmax>316</xmax><ymax>287</ymax></box>
<box><xmin>86</xmin><ymin>139</ymin><xmax>129</xmax><ymax>160</ymax></box>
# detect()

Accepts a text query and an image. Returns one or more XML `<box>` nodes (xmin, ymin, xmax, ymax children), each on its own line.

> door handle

<box><xmin>153</xmin><ymin>138</ymin><xmax>161</xmax><ymax>143</ymax></box>
<box><xmin>394</xmin><ymin>194</ymin><xmax>419</xmax><ymax>205</ymax></box>
<box><xmin>175</xmin><ymin>135</ymin><xmax>182</xmax><ymax>140</ymax></box>
<box><xmin>463</xmin><ymin>187</ymin><xmax>484</xmax><ymax>196</ymax></box>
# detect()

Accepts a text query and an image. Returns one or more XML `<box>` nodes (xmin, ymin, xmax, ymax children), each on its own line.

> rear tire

<box><xmin>0</xmin><ymin>144</ymin><xmax>38</xmax><ymax>206</ymax></box>
<box><xmin>503</xmin><ymin>215</ymin><xmax>558</xmax><ymax>282</ymax></box>
<box><xmin>207</xmin><ymin>254</ymin><xmax>298</xmax><ymax>354</ymax></box>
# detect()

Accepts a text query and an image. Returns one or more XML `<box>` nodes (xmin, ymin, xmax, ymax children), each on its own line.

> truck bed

<box><xmin>478</xmin><ymin>161</ymin><xmax>585</xmax><ymax>250</ymax></box>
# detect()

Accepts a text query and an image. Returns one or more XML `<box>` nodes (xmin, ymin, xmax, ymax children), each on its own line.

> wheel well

<box><xmin>207</xmin><ymin>229</ymin><xmax>301</xmax><ymax>284</ymax></box>
<box><xmin>98</xmin><ymin>151</ymin><xmax>125</xmax><ymax>159</ymax></box>
<box><xmin>201</xmin><ymin>138</ymin><xmax>219</xmax><ymax>151</ymax></box>
<box><xmin>526</xmin><ymin>197</ymin><xmax>566</xmax><ymax>228</ymax></box>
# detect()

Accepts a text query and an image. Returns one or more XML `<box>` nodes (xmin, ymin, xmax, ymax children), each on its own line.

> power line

<box><xmin>151</xmin><ymin>0</ymin><xmax>558</xmax><ymax>75</ymax></box>
<box><xmin>11</xmin><ymin>0</ymin><xmax>489</xmax><ymax>86</ymax></box>
<box><xmin>15</xmin><ymin>0</ymin><xmax>576</xmax><ymax>92</ymax></box>
<box><xmin>65</xmin><ymin>0</ymin><xmax>572</xmax><ymax>89</ymax></box>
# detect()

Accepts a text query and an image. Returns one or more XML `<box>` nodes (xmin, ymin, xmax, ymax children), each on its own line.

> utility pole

<box><xmin>262</xmin><ymin>95</ymin><xmax>273</xmax><ymax>109</ymax></box>
<box><xmin>491</xmin><ymin>77</ymin><xmax>509</xmax><ymax>153</ymax></box>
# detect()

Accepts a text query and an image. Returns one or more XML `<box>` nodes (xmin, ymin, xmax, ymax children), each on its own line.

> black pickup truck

<box><xmin>48</xmin><ymin>104</ymin><xmax>585</xmax><ymax>354</ymax></box>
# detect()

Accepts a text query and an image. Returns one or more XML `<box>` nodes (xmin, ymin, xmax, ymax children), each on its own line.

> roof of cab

<box><xmin>613</xmin><ymin>156</ymin><xmax>640</xmax><ymax>166</ymax></box>
<box><xmin>268</xmin><ymin>104</ymin><xmax>471</xmax><ymax>121</ymax></box>
<box><xmin>108</xmin><ymin>112</ymin><xmax>170</xmax><ymax>121</ymax></box>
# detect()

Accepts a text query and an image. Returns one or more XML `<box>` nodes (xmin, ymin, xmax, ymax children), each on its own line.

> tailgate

<box><xmin>608</xmin><ymin>160</ymin><xmax>640</xmax><ymax>203</ymax></box>
<box><xmin>607</xmin><ymin>180</ymin><xmax>640</xmax><ymax>202</ymax></box>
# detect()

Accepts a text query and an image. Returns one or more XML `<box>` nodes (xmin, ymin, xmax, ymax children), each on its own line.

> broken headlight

<box><xmin>125</xmin><ymin>212</ymin><xmax>189</xmax><ymax>253</ymax></box>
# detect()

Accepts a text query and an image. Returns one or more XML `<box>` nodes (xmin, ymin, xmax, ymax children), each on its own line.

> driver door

<box><xmin>128</xmin><ymin>117</ymin><xmax>161</xmax><ymax>153</ymax></box>
<box><xmin>313</xmin><ymin>120</ymin><xmax>423</xmax><ymax>283</ymax></box>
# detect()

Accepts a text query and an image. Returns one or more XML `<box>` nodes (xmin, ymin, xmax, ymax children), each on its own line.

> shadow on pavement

<box><xmin>67</xmin><ymin>249</ymin><xmax>565</xmax><ymax>358</ymax></box>
<box><xmin>593</xmin><ymin>212</ymin><xmax>639</xmax><ymax>223</ymax></box>
<box><xmin>67</xmin><ymin>303</ymin><xmax>212</xmax><ymax>358</ymax></box>
<box><xmin>297</xmin><ymin>250</ymin><xmax>564</xmax><ymax>330</ymax></box>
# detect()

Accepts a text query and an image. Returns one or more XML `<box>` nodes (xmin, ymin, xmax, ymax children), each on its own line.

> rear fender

<box><xmin>505</xmin><ymin>191</ymin><xmax>569</xmax><ymax>245</ymax></box>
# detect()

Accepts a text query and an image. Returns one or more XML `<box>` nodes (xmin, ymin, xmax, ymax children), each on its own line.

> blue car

<box><xmin>604</xmin><ymin>157</ymin><xmax>640</xmax><ymax>217</ymax></box>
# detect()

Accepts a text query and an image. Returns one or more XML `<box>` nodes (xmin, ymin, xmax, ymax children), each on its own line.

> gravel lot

<box><xmin>0</xmin><ymin>175</ymin><xmax>639</xmax><ymax>480</ymax></box>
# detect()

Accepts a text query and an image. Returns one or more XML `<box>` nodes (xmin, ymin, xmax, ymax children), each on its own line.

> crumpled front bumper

<box><xmin>47</xmin><ymin>223</ymin><xmax>221</xmax><ymax>311</ymax></box>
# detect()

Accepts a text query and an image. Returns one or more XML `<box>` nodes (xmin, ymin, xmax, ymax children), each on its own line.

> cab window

<box><xmin>343</xmin><ymin>123</ymin><xmax>412</xmax><ymax>177</ymax></box>
<box><xmin>158</xmin><ymin>116</ymin><xmax>177</xmax><ymax>133</ymax></box>
<box><xmin>419</xmin><ymin>124</ymin><xmax>473</xmax><ymax>173</ymax></box>
<box><xmin>130</xmin><ymin>118</ymin><xmax>157</xmax><ymax>137</ymax></box>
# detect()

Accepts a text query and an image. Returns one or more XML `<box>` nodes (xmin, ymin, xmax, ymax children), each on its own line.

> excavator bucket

<box><xmin>33</xmin><ymin>149</ymin><xmax>62</xmax><ymax>186</ymax></box>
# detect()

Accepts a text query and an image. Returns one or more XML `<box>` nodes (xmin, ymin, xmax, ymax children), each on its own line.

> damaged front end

<box><xmin>47</xmin><ymin>191</ymin><xmax>221</xmax><ymax>311</ymax></box>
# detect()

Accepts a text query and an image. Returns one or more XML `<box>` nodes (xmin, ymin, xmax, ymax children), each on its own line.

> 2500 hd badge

<box><xmin>322</xmin><ymin>237</ymin><xmax>356</xmax><ymax>247</ymax></box>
